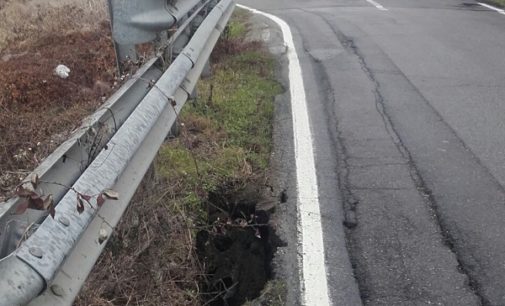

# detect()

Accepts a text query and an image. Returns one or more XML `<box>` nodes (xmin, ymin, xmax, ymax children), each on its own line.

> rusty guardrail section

<box><xmin>0</xmin><ymin>0</ymin><xmax>235</xmax><ymax>305</ymax></box>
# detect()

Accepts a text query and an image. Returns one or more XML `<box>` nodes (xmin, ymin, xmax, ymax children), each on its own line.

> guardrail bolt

<box><xmin>28</xmin><ymin>247</ymin><xmax>43</xmax><ymax>259</ymax></box>
<box><xmin>58</xmin><ymin>216</ymin><xmax>70</xmax><ymax>227</ymax></box>
<box><xmin>50</xmin><ymin>284</ymin><xmax>65</xmax><ymax>297</ymax></box>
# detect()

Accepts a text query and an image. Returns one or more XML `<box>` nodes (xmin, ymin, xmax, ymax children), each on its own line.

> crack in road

<box><xmin>335</xmin><ymin>25</ymin><xmax>487</xmax><ymax>306</ymax></box>
<box><xmin>298</xmin><ymin>8</ymin><xmax>488</xmax><ymax>305</ymax></box>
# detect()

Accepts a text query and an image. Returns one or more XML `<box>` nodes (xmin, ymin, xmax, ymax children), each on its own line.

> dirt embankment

<box><xmin>0</xmin><ymin>0</ymin><xmax>116</xmax><ymax>201</ymax></box>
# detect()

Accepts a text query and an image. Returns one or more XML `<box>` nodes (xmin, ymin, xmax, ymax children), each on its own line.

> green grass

<box><xmin>489</xmin><ymin>0</ymin><xmax>505</xmax><ymax>7</ymax></box>
<box><xmin>155</xmin><ymin>14</ymin><xmax>282</xmax><ymax>210</ymax></box>
<box><xmin>226</xmin><ymin>9</ymin><xmax>250</xmax><ymax>38</ymax></box>
<box><xmin>243</xmin><ymin>280</ymin><xmax>287</xmax><ymax>306</ymax></box>
<box><xmin>193</xmin><ymin>51</ymin><xmax>281</xmax><ymax>169</ymax></box>
<box><xmin>227</xmin><ymin>18</ymin><xmax>247</xmax><ymax>38</ymax></box>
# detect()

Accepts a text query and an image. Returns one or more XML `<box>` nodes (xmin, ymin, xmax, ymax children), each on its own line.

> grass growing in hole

<box><xmin>243</xmin><ymin>280</ymin><xmax>287</xmax><ymax>306</ymax></box>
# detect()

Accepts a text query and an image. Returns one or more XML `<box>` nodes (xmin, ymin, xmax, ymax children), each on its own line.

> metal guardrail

<box><xmin>0</xmin><ymin>0</ymin><xmax>235</xmax><ymax>304</ymax></box>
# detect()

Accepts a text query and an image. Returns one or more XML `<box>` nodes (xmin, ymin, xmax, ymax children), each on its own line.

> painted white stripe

<box><xmin>365</xmin><ymin>0</ymin><xmax>388</xmax><ymax>11</ymax></box>
<box><xmin>237</xmin><ymin>4</ymin><xmax>332</xmax><ymax>306</ymax></box>
<box><xmin>478</xmin><ymin>2</ymin><xmax>505</xmax><ymax>15</ymax></box>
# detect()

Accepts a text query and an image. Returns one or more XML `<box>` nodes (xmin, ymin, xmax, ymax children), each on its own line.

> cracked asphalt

<box><xmin>240</xmin><ymin>0</ymin><xmax>505</xmax><ymax>305</ymax></box>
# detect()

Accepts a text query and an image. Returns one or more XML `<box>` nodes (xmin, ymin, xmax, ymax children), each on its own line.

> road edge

<box><xmin>237</xmin><ymin>4</ymin><xmax>332</xmax><ymax>305</ymax></box>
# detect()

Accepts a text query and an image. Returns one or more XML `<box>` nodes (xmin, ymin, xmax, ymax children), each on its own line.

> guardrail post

<box><xmin>107</xmin><ymin>0</ymin><xmax>205</xmax><ymax>75</ymax></box>
<box><xmin>116</xmin><ymin>44</ymin><xmax>138</xmax><ymax>67</ymax></box>
<box><xmin>107</xmin><ymin>0</ymin><xmax>139</xmax><ymax>75</ymax></box>
<box><xmin>108</xmin><ymin>0</ymin><xmax>177</xmax><ymax>75</ymax></box>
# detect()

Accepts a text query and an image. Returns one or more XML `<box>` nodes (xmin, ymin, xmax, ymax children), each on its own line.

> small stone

<box><xmin>54</xmin><ymin>64</ymin><xmax>70</xmax><ymax>79</ymax></box>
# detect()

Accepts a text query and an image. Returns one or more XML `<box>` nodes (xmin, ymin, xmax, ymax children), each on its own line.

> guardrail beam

<box><xmin>0</xmin><ymin>1</ymin><xmax>235</xmax><ymax>304</ymax></box>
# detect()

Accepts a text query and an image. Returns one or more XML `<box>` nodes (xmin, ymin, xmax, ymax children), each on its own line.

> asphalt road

<box><xmin>239</xmin><ymin>0</ymin><xmax>505</xmax><ymax>305</ymax></box>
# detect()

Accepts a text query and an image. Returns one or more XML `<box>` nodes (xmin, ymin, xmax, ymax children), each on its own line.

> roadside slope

<box><xmin>0</xmin><ymin>0</ymin><xmax>116</xmax><ymax>201</ymax></box>
<box><xmin>75</xmin><ymin>10</ymin><xmax>284</xmax><ymax>306</ymax></box>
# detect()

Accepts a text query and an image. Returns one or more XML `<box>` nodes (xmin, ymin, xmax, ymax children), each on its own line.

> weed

<box><xmin>227</xmin><ymin>19</ymin><xmax>247</xmax><ymax>39</ymax></box>
<box><xmin>195</xmin><ymin>50</ymin><xmax>281</xmax><ymax>171</ymax></box>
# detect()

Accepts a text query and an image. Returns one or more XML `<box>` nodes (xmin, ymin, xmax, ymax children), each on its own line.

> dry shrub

<box><xmin>0</xmin><ymin>0</ymin><xmax>107</xmax><ymax>51</ymax></box>
<box><xmin>0</xmin><ymin>2</ymin><xmax>115</xmax><ymax>200</ymax></box>
<box><xmin>209</xmin><ymin>10</ymin><xmax>261</xmax><ymax>63</ymax></box>
<box><xmin>0</xmin><ymin>25</ymin><xmax>116</xmax><ymax>199</ymax></box>
<box><xmin>211</xmin><ymin>38</ymin><xmax>262</xmax><ymax>64</ymax></box>
<box><xmin>74</xmin><ymin>169</ymin><xmax>203</xmax><ymax>306</ymax></box>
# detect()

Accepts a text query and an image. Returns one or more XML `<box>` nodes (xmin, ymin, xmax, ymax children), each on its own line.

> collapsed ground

<box><xmin>75</xmin><ymin>10</ymin><xmax>286</xmax><ymax>306</ymax></box>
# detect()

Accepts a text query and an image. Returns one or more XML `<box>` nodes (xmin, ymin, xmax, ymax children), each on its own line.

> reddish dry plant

<box><xmin>211</xmin><ymin>37</ymin><xmax>263</xmax><ymax>64</ymax></box>
<box><xmin>0</xmin><ymin>22</ymin><xmax>117</xmax><ymax>200</ymax></box>
<box><xmin>14</xmin><ymin>174</ymin><xmax>118</xmax><ymax>218</ymax></box>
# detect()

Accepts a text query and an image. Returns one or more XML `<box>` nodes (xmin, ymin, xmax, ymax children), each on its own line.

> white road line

<box><xmin>478</xmin><ymin>2</ymin><xmax>505</xmax><ymax>15</ymax></box>
<box><xmin>365</xmin><ymin>0</ymin><xmax>388</xmax><ymax>11</ymax></box>
<box><xmin>237</xmin><ymin>4</ymin><xmax>332</xmax><ymax>306</ymax></box>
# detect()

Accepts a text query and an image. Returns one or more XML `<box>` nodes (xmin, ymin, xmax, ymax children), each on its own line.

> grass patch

<box><xmin>243</xmin><ymin>280</ymin><xmax>287</xmax><ymax>306</ymax></box>
<box><xmin>189</xmin><ymin>51</ymin><xmax>280</xmax><ymax>171</ymax></box>
<box><xmin>156</xmin><ymin>14</ymin><xmax>282</xmax><ymax>207</ymax></box>
<box><xmin>488</xmin><ymin>0</ymin><xmax>505</xmax><ymax>7</ymax></box>
<box><xmin>76</xmin><ymin>9</ymin><xmax>283</xmax><ymax>306</ymax></box>
<box><xmin>227</xmin><ymin>8</ymin><xmax>250</xmax><ymax>38</ymax></box>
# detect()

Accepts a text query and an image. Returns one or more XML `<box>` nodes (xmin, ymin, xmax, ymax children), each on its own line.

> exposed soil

<box><xmin>197</xmin><ymin>184</ymin><xmax>279</xmax><ymax>306</ymax></box>
<box><xmin>0</xmin><ymin>22</ymin><xmax>117</xmax><ymax>200</ymax></box>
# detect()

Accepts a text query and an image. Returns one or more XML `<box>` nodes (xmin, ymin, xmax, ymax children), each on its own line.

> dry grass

<box><xmin>0</xmin><ymin>0</ymin><xmax>115</xmax><ymax>201</ymax></box>
<box><xmin>0</xmin><ymin>0</ymin><xmax>107</xmax><ymax>51</ymax></box>
<box><xmin>75</xmin><ymin>170</ymin><xmax>203</xmax><ymax>306</ymax></box>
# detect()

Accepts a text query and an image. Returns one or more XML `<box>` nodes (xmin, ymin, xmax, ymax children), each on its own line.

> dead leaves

<box><xmin>14</xmin><ymin>174</ymin><xmax>118</xmax><ymax>217</ymax></box>
<box><xmin>75</xmin><ymin>189</ymin><xmax>119</xmax><ymax>214</ymax></box>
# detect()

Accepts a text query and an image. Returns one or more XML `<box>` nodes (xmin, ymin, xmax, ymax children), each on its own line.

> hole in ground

<box><xmin>196</xmin><ymin>182</ymin><xmax>282</xmax><ymax>306</ymax></box>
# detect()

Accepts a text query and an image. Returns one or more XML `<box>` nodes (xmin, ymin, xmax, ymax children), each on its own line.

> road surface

<box><xmin>239</xmin><ymin>0</ymin><xmax>505</xmax><ymax>305</ymax></box>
